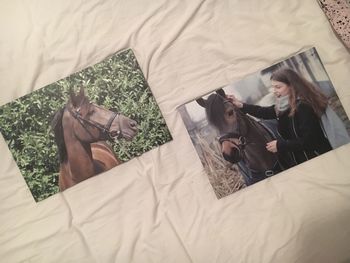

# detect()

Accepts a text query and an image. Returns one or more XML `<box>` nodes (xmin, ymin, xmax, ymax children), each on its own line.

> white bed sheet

<box><xmin>1</xmin><ymin>0</ymin><xmax>350</xmax><ymax>262</ymax></box>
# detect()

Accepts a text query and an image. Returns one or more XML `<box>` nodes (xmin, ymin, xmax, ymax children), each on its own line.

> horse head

<box><xmin>196</xmin><ymin>89</ymin><xmax>247</xmax><ymax>136</ymax></box>
<box><xmin>65</xmin><ymin>87</ymin><xmax>138</xmax><ymax>143</ymax></box>
<box><xmin>196</xmin><ymin>89</ymin><xmax>250</xmax><ymax>164</ymax></box>
<box><xmin>197</xmin><ymin>89</ymin><xmax>284</xmax><ymax>184</ymax></box>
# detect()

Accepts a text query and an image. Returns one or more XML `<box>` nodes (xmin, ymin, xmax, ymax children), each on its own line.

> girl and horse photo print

<box><xmin>178</xmin><ymin>47</ymin><xmax>350</xmax><ymax>199</ymax></box>
<box><xmin>0</xmin><ymin>49</ymin><xmax>172</xmax><ymax>202</ymax></box>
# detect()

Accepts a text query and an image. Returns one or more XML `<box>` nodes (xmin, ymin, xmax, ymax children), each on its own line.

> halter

<box><xmin>219</xmin><ymin>133</ymin><xmax>246</xmax><ymax>162</ymax></box>
<box><xmin>66</xmin><ymin>105</ymin><xmax>122</xmax><ymax>141</ymax></box>
<box><xmin>219</xmin><ymin>131</ymin><xmax>277</xmax><ymax>180</ymax></box>
<box><xmin>218</xmin><ymin>105</ymin><xmax>279</xmax><ymax>180</ymax></box>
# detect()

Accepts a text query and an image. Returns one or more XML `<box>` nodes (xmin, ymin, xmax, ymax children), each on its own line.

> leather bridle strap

<box><xmin>66</xmin><ymin>107</ymin><xmax>121</xmax><ymax>140</ymax></box>
<box><xmin>105</xmin><ymin>111</ymin><xmax>119</xmax><ymax>134</ymax></box>
<box><xmin>219</xmin><ymin>134</ymin><xmax>246</xmax><ymax>163</ymax></box>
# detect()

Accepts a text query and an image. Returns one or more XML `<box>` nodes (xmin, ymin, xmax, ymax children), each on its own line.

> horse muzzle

<box><xmin>220</xmin><ymin>136</ymin><xmax>246</xmax><ymax>164</ymax></box>
<box><xmin>110</xmin><ymin>118</ymin><xmax>138</xmax><ymax>141</ymax></box>
<box><xmin>223</xmin><ymin>147</ymin><xmax>242</xmax><ymax>163</ymax></box>
<box><xmin>121</xmin><ymin>128</ymin><xmax>138</xmax><ymax>141</ymax></box>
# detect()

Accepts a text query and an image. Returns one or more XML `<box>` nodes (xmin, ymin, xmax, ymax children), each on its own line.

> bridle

<box><xmin>219</xmin><ymin>100</ymin><xmax>278</xmax><ymax>178</ymax></box>
<box><xmin>219</xmin><ymin>133</ymin><xmax>246</xmax><ymax>162</ymax></box>
<box><xmin>219</xmin><ymin>130</ymin><xmax>277</xmax><ymax>178</ymax></box>
<box><xmin>66</xmin><ymin>104</ymin><xmax>122</xmax><ymax>141</ymax></box>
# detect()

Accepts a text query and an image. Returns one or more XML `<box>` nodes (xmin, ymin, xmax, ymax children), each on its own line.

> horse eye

<box><xmin>87</xmin><ymin>107</ymin><xmax>95</xmax><ymax>116</ymax></box>
<box><xmin>227</xmin><ymin>110</ymin><xmax>234</xmax><ymax>116</ymax></box>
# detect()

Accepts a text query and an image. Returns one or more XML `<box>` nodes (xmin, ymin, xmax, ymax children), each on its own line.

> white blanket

<box><xmin>1</xmin><ymin>0</ymin><xmax>350</xmax><ymax>262</ymax></box>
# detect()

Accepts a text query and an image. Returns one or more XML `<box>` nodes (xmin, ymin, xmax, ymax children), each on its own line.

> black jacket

<box><xmin>242</xmin><ymin>102</ymin><xmax>332</xmax><ymax>165</ymax></box>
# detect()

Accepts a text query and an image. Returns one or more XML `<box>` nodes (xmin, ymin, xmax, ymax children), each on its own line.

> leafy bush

<box><xmin>0</xmin><ymin>49</ymin><xmax>172</xmax><ymax>202</ymax></box>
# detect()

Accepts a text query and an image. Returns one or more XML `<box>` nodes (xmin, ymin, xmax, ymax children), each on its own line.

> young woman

<box><xmin>228</xmin><ymin>68</ymin><xmax>332</xmax><ymax>166</ymax></box>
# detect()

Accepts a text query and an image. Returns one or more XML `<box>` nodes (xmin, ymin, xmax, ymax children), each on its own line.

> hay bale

<box><xmin>195</xmin><ymin>133</ymin><xmax>246</xmax><ymax>199</ymax></box>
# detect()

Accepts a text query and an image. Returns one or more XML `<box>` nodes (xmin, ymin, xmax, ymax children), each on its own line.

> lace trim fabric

<box><xmin>318</xmin><ymin>0</ymin><xmax>350</xmax><ymax>49</ymax></box>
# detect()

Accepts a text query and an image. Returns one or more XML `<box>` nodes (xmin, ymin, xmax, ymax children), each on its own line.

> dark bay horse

<box><xmin>51</xmin><ymin>87</ymin><xmax>138</xmax><ymax>191</ymax></box>
<box><xmin>197</xmin><ymin>89</ymin><xmax>290</xmax><ymax>186</ymax></box>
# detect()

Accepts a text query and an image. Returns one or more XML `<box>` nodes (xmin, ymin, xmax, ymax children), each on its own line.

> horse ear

<box><xmin>216</xmin><ymin>89</ymin><xmax>226</xmax><ymax>98</ymax></box>
<box><xmin>69</xmin><ymin>87</ymin><xmax>78</xmax><ymax>107</ymax></box>
<box><xmin>74</xmin><ymin>87</ymin><xmax>88</xmax><ymax>107</ymax></box>
<box><xmin>196</xmin><ymin>98</ymin><xmax>207</xmax><ymax>108</ymax></box>
<box><xmin>78</xmin><ymin>86</ymin><xmax>85</xmax><ymax>97</ymax></box>
<box><xmin>69</xmin><ymin>87</ymin><xmax>87</xmax><ymax>108</ymax></box>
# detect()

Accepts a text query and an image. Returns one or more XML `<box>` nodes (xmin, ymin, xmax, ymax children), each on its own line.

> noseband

<box><xmin>66</xmin><ymin>105</ymin><xmax>122</xmax><ymax>140</ymax></box>
<box><xmin>219</xmin><ymin>133</ymin><xmax>247</xmax><ymax>162</ymax></box>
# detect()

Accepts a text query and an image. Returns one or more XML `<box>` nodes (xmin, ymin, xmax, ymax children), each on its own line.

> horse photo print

<box><xmin>178</xmin><ymin>47</ymin><xmax>350</xmax><ymax>199</ymax></box>
<box><xmin>0</xmin><ymin>49</ymin><xmax>172</xmax><ymax>202</ymax></box>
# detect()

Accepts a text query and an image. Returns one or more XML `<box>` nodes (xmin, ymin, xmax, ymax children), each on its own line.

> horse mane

<box><xmin>51</xmin><ymin>107</ymin><xmax>67</xmax><ymax>163</ymax></box>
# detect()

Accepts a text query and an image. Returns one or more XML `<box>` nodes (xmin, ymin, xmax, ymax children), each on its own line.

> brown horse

<box><xmin>197</xmin><ymin>89</ymin><xmax>291</xmax><ymax>185</ymax></box>
<box><xmin>51</xmin><ymin>87</ymin><xmax>138</xmax><ymax>191</ymax></box>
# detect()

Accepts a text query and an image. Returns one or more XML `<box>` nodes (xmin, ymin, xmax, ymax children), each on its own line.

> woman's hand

<box><xmin>226</xmin><ymin>95</ymin><xmax>243</xmax><ymax>108</ymax></box>
<box><xmin>266</xmin><ymin>140</ymin><xmax>278</xmax><ymax>153</ymax></box>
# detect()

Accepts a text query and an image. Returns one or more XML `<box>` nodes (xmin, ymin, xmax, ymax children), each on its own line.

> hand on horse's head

<box><xmin>226</xmin><ymin>95</ymin><xmax>243</xmax><ymax>108</ymax></box>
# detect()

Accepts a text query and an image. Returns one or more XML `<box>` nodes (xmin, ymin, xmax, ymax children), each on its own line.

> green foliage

<box><xmin>0</xmin><ymin>49</ymin><xmax>172</xmax><ymax>202</ymax></box>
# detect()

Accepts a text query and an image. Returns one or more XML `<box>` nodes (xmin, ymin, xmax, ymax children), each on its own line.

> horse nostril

<box><xmin>110</xmin><ymin>131</ymin><xmax>119</xmax><ymax>138</ymax></box>
<box><xmin>130</xmin><ymin>120</ymin><xmax>137</xmax><ymax>128</ymax></box>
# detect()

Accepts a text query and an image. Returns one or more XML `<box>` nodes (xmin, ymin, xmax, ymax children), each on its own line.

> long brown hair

<box><xmin>270</xmin><ymin>68</ymin><xmax>328</xmax><ymax>117</ymax></box>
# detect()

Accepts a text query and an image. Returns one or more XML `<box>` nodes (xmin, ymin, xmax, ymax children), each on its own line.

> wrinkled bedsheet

<box><xmin>1</xmin><ymin>0</ymin><xmax>350</xmax><ymax>262</ymax></box>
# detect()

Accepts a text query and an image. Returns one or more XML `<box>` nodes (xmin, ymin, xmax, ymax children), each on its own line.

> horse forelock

<box><xmin>69</xmin><ymin>91</ymin><xmax>90</xmax><ymax>110</ymax></box>
<box><xmin>51</xmin><ymin>107</ymin><xmax>67</xmax><ymax>163</ymax></box>
<box><xmin>205</xmin><ymin>94</ymin><xmax>227</xmax><ymax>131</ymax></box>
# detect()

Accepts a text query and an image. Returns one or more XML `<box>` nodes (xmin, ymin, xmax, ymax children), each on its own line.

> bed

<box><xmin>1</xmin><ymin>0</ymin><xmax>350</xmax><ymax>262</ymax></box>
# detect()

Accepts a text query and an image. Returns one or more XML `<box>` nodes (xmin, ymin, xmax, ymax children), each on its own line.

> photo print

<box><xmin>178</xmin><ymin>47</ymin><xmax>350</xmax><ymax>199</ymax></box>
<box><xmin>0</xmin><ymin>49</ymin><xmax>172</xmax><ymax>202</ymax></box>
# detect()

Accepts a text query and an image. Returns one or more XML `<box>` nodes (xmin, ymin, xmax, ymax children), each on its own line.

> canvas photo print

<box><xmin>178</xmin><ymin>47</ymin><xmax>350</xmax><ymax>199</ymax></box>
<box><xmin>0</xmin><ymin>49</ymin><xmax>172</xmax><ymax>202</ymax></box>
